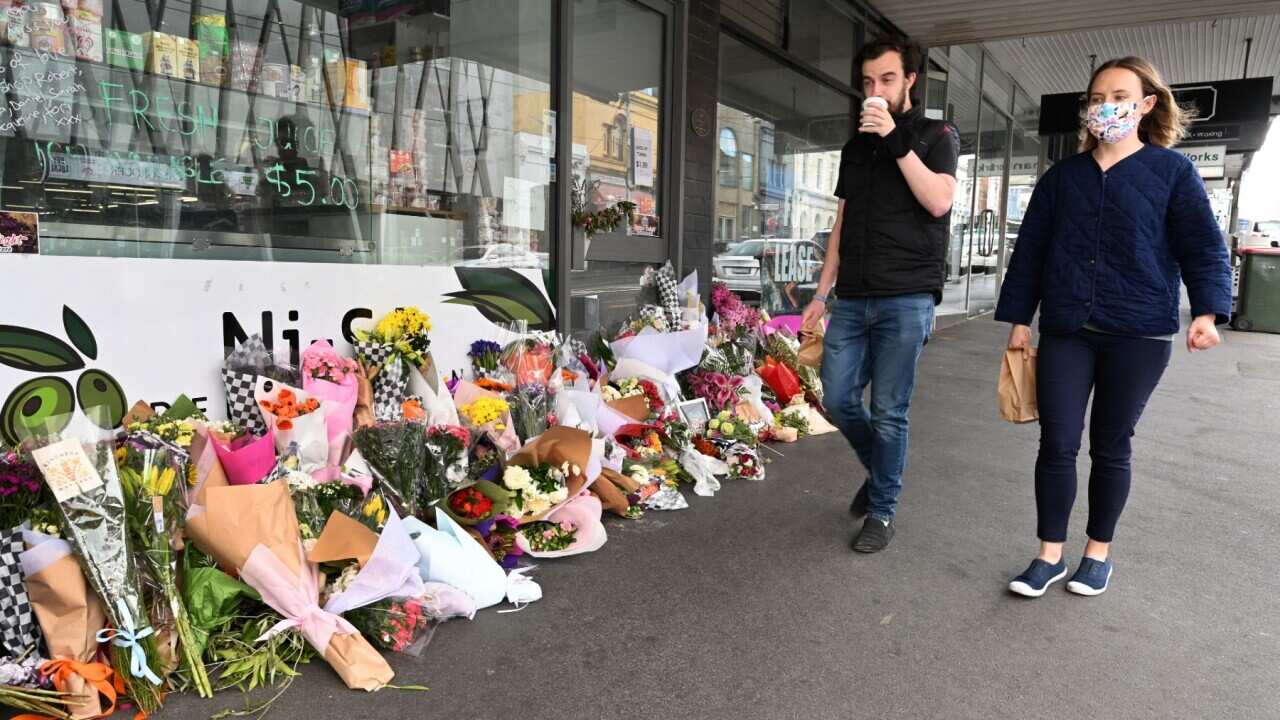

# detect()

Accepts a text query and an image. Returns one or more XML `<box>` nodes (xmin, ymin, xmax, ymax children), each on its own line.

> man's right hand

<box><xmin>1007</xmin><ymin>324</ymin><xmax>1032</xmax><ymax>359</ymax></box>
<box><xmin>801</xmin><ymin>299</ymin><xmax>827</xmax><ymax>331</ymax></box>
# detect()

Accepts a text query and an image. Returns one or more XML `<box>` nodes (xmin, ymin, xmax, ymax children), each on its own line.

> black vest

<box><xmin>835</xmin><ymin>109</ymin><xmax>952</xmax><ymax>304</ymax></box>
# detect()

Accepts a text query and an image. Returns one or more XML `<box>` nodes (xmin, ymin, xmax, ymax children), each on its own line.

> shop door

<box><xmin>556</xmin><ymin>0</ymin><xmax>681</xmax><ymax>337</ymax></box>
<box><xmin>965</xmin><ymin>99</ymin><xmax>1011</xmax><ymax>317</ymax></box>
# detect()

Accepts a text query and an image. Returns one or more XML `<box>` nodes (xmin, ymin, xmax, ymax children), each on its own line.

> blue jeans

<box><xmin>821</xmin><ymin>294</ymin><xmax>934</xmax><ymax>521</ymax></box>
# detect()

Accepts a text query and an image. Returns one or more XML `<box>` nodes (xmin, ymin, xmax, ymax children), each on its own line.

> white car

<box><xmin>458</xmin><ymin>243</ymin><xmax>545</xmax><ymax>268</ymax></box>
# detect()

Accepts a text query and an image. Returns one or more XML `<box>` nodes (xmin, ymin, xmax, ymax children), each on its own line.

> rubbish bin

<box><xmin>1232</xmin><ymin>247</ymin><xmax>1280</xmax><ymax>334</ymax></box>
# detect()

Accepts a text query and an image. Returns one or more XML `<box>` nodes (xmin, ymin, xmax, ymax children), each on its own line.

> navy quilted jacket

<box><xmin>995</xmin><ymin>145</ymin><xmax>1232</xmax><ymax>336</ymax></box>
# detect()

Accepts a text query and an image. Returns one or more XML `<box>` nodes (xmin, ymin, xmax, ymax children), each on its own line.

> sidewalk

<box><xmin>171</xmin><ymin>319</ymin><xmax>1280</xmax><ymax>720</ymax></box>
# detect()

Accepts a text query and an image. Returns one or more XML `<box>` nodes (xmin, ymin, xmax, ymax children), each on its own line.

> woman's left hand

<box><xmin>1187</xmin><ymin>315</ymin><xmax>1221</xmax><ymax>352</ymax></box>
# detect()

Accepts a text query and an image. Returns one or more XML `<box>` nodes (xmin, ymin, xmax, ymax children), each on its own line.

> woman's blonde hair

<box><xmin>1080</xmin><ymin>56</ymin><xmax>1192</xmax><ymax>151</ymax></box>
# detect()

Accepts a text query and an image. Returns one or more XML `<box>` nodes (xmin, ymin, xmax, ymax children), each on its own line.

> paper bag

<box><xmin>798</xmin><ymin>316</ymin><xmax>824</xmax><ymax>368</ymax></box>
<box><xmin>998</xmin><ymin>349</ymin><xmax>1038</xmax><ymax>424</ymax></box>
<box><xmin>307</xmin><ymin>511</ymin><xmax>380</xmax><ymax>568</ymax></box>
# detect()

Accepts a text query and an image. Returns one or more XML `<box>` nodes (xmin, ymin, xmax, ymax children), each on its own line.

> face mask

<box><xmin>1086</xmin><ymin>99</ymin><xmax>1149</xmax><ymax>144</ymax></box>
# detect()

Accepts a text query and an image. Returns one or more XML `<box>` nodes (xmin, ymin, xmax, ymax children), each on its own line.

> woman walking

<box><xmin>995</xmin><ymin>56</ymin><xmax>1232</xmax><ymax>597</ymax></box>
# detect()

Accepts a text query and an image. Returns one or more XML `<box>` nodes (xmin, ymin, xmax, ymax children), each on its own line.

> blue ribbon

<box><xmin>95</xmin><ymin>598</ymin><xmax>162</xmax><ymax>686</ymax></box>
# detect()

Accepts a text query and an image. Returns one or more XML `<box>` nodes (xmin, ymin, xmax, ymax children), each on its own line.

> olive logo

<box><xmin>0</xmin><ymin>306</ymin><xmax>127</xmax><ymax>445</ymax></box>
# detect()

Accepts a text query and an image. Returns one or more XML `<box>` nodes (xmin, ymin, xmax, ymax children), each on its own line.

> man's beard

<box><xmin>888</xmin><ymin>86</ymin><xmax>909</xmax><ymax>114</ymax></box>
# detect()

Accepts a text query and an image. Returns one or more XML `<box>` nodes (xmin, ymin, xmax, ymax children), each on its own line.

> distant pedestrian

<box><xmin>801</xmin><ymin>35</ymin><xmax>959</xmax><ymax>553</ymax></box>
<box><xmin>997</xmin><ymin>56</ymin><xmax>1231</xmax><ymax>597</ymax></box>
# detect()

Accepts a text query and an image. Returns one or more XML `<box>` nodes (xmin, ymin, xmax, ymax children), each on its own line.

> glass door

<box><xmin>563</xmin><ymin>0</ymin><xmax>674</xmax><ymax>335</ymax></box>
<box><xmin>967</xmin><ymin>99</ymin><xmax>1010</xmax><ymax>317</ymax></box>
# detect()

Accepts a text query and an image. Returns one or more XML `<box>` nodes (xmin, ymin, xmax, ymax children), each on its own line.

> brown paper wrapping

<box><xmin>998</xmin><ymin>348</ymin><xmax>1038</xmax><ymax>424</ymax></box>
<box><xmin>325</xmin><ymin>632</ymin><xmax>395</xmax><ymax>691</ymax></box>
<box><xmin>307</xmin><ymin>511</ymin><xmax>379</xmax><ymax>568</ymax></box>
<box><xmin>607</xmin><ymin>395</ymin><xmax>649</xmax><ymax>422</ymax></box>
<box><xmin>798</xmin><ymin>316</ymin><xmax>824</xmax><ymax>368</ymax></box>
<box><xmin>591</xmin><ymin>468</ymin><xmax>641</xmax><ymax>517</ymax></box>
<box><xmin>354</xmin><ymin>361</ymin><xmax>377</xmax><ymax>430</ymax></box>
<box><xmin>121</xmin><ymin>400</ymin><xmax>157</xmax><ymax>427</ymax></box>
<box><xmin>24</xmin><ymin>554</ymin><xmax>108</xmax><ymax>719</ymax></box>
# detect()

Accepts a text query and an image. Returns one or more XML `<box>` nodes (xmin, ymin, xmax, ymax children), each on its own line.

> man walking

<box><xmin>801</xmin><ymin>35</ymin><xmax>959</xmax><ymax>553</ymax></box>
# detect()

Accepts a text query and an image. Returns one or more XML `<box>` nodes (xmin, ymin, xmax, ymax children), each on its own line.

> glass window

<box><xmin>568</xmin><ymin>0</ymin><xmax>665</xmax><ymax>333</ymax></box>
<box><xmin>8</xmin><ymin>1</ymin><xmax>554</xmax><ymax>268</ymax></box>
<box><xmin>716</xmin><ymin>31</ymin><xmax>851</xmax><ymax>312</ymax></box>
<box><xmin>719</xmin><ymin>127</ymin><xmax>738</xmax><ymax>187</ymax></box>
<box><xmin>787</xmin><ymin>0</ymin><xmax>858</xmax><ymax>85</ymax></box>
<box><xmin>741</xmin><ymin>152</ymin><xmax>754</xmax><ymax>190</ymax></box>
<box><xmin>940</xmin><ymin>46</ymin><xmax>981</xmax><ymax>323</ymax></box>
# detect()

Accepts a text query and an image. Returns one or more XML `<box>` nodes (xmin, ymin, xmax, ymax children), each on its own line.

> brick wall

<box><xmin>683</xmin><ymin>0</ymin><xmax>720</xmax><ymax>300</ymax></box>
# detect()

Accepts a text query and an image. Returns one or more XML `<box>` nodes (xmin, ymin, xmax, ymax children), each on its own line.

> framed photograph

<box><xmin>677</xmin><ymin>398</ymin><xmax>711</xmax><ymax>432</ymax></box>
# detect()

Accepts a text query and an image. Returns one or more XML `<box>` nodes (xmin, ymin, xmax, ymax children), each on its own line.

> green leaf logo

<box><xmin>445</xmin><ymin>268</ymin><xmax>556</xmax><ymax>331</ymax></box>
<box><xmin>63</xmin><ymin>305</ymin><xmax>98</xmax><ymax>360</ymax></box>
<box><xmin>0</xmin><ymin>326</ymin><xmax>86</xmax><ymax>373</ymax></box>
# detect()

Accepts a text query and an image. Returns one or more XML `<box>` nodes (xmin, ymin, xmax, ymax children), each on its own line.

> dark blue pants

<box><xmin>1035</xmin><ymin>330</ymin><xmax>1172</xmax><ymax>543</ymax></box>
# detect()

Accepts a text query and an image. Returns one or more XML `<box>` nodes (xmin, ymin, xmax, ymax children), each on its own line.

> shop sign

<box><xmin>0</xmin><ymin>256</ymin><xmax>553</xmax><ymax>424</ymax></box>
<box><xmin>976</xmin><ymin>156</ymin><xmax>1039</xmax><ymax>178</ymax></box>
<box><xmin>45</xmin><ymin>151</ymin><xmax>186</xmax><ymax>189</ymax></box>
<box><xmin>632</xmin><ymin>127</ymin><xmax>654</xmax><ymax>187</ymax></box>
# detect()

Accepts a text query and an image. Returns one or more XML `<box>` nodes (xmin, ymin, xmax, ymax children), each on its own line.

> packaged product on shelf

<box><xmin>105</xmin><ymin>28</ymin><xmax>144</xmax><ymax>70</ymax></box>
<box><xmin>324</xmin><ymin>50</ymin><xmax>347</xmax><ymax>105</ymax></box>
<box><xmin>30</xmin><ymin>1</ymin><xmax>63</xmax><ymax>23</ymax></box>
<box><xmin>0</xmin><ymin>2</ymin><xmax>27</xmax><ymax>49</ymax></box>
<box><xmin>70</xmin><ymin>9</ymin><xmax>102</xmax><ymax>63</ymax></box>
<box><xmin>343</xmin><ymin>58</ymin><xmax>370</xmax><ymax>111</ymax></box>
<box><xmin>177</xmin><ymin>35</ymin><xmax>200</xmax><ymax>81</ymax></box>
<box><xmin>260</xmin><ymin>62</ymin><xmax>290</xmax><ymax>98</ymax></box>
<box><xmin>77</xmin><ymin>0</ymin><xmax>104</xmax><ymax>15</ymax></box>
<box><xmin>229</xmin><ymin>40</ymin><xmax>261</xmax><ymax>91</ymax></box>
<box><xmin>288</xmin><ymin>63</ymin><xmax>304</xmax><ymax>101</ymax></box>
<box><xmin>144</xmin><ymin>31</ymin><xmax>179</xmax><ymax>78</ymax></box>
<box><xmin>193</xmin><ymin>14</ymin><xmax>228</xmax><ymax>86</ymax></box>
<box><xmin>29</xmin><ymin>19</ymin><xmax>68</xmax><ymax>57</ymax></box>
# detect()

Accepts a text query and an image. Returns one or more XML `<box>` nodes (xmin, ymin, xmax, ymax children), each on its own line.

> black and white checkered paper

<box><xmin>0</xmin><ymin>526</ymin><xmax>41</xmax><ymax>660</ymax></box>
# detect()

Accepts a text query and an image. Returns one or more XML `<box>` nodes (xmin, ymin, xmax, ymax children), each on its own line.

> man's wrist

<box><xmin>813</xmin><ymin>293</ymin><xmax>830</xmax><ymax>304</ymax></box>
<box><xmin>883</xmin><ymin>126</ymin><xmax>911</xmax><ymax>158</ymax></box>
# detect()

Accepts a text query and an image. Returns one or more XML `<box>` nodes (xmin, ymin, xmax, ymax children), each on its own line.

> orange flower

<box><xmin>278</xmin><ymin>419</ymin><xmax>294</xmax><ymax>431</ymax></box>
<box><xmin>278</xmin><ymin>388</ymin><xmax>295</xmax><ymax>402</ymax></box>
<box><xmin>476</xmin><ymin>378</ymin><xmax>513</xmax><ymax>393</ymax></box>
<box><xmin>402</xmin><ymin>398</ymin><xmax>425</xmax><ymax>421</ymax></box>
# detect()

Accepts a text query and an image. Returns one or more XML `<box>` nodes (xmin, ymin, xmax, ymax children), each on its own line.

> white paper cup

<box><xmin>861</xmin><ymin>96</ymin><xmax>888</xmax><ymax>127</ymax></box>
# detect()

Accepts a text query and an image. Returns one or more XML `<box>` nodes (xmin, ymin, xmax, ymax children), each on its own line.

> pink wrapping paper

<box><xmin>212</xmin><ymin>430</ymin><xmax>276</xmax><ymax>485</ymax></box>
<box><xmin>452</xmin><ymin>380</ymin><xmax>520</xmax><ymax>456</ymax></box>
<box><xmin>302</xmin><ymin>341</ymin><xmax>360</xmax><ymax>467</ymax></box>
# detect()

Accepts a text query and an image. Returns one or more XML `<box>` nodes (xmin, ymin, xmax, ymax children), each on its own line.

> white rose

<box><xmin>629</xmin><ymin>466</ymin><xmax>651</xmax><ymax>484</ymax></box>
<box><xmin>526</xmin><ymin>496</ymin><xmax>551</xmax><ymax>515</ymax></box>
<box><xmin>602</xmin><ymin>386</ymin><xmax>622</xmax><ymax>402</ymax></box>
<box><xmin>503</xmin><ymin>466</ymin><xmax>532</xmax><ymax>491</ymax></box>
<box><xmin>549</xmin><ymin>487</ymin><xmax>569</xmax><ymax>504</ymax></box>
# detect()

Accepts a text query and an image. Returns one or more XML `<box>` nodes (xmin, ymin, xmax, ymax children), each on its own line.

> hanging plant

<box><xmin>571</xmin><ymin>176</ymin><xmax>637</xmax><ymax>237</ymax></box>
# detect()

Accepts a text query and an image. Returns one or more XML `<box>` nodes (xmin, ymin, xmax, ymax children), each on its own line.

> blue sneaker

<box><xmin>1067</xmin><ymin>557</ymin><xmax>1113</xmax><ymax>596</ymax></box>
<box><xmin>1008</xmin><ymin>558</ymin><xmax>1069</xmax><ymax>598</ymax></box>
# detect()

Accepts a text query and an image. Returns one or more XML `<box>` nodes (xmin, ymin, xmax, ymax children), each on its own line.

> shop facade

<box><xmin>2</xmin><ymin>0</ymin><xmax>1049</xmax><ymax>412</ymax></box>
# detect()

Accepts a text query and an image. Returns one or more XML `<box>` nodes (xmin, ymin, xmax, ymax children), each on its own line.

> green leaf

<box><xmin>62</xmin><ymin>306</ymin><xmax>97</xmax><ymax>360</ymax></box>
<box><xmin>444</xmin><ymin>292</ymin><xmax>541</xmax><ymax>325</ymax></box>
<box><xmin>0</xmin><ymin>326</ymin><xmax>85</xmax><ymax>372</ymax></box>
<box><xmin>453</xmin><ymin>268</ymin><xmax>555</xmax><ymax>330</ymax></box>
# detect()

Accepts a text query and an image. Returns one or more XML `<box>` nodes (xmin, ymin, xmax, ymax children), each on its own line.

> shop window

<box><xmin>786</xmin><ymin>0</ymin><xmax>858</xmax><ymax>86</ymax></box>
<box><xmin>741</xmin><ymin>152</ymin><xmax>754</xmax><ymax>190</ymax></box>
<box><xmin>718</xmin><ymin>126</ymin><xmax>738</xmax><ymax>187</ymax></box>
<box><xmin>4</xmin><ymin>1</ymin><xmax>554</xmax><ymax>267</ymax></box>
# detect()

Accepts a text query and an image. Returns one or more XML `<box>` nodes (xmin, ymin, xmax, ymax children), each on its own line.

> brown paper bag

<box><xmin>24</xmin><ymin>551</ymin><xmax>109</xmax><ymax>719</ymax></box>
<box><xmin>607</xmin><ymin>395</ymin><xmax>649</xmax><ymax>422</ymax></box>
<box><xmin>998</xmin><ymin>348</ymin><xmax>1038</xmax><ymax>423</ymax></box>
<box><xmin>798</xmin><ymin>317</ymin><xmax>824</xmax><ymax>368</ymax></box>
<box><xmin>307</xmin><ymin>511</ymin><xmax>380</xmax><ymax>568</ymax></box>
<box><xmin>590</xmin><ymin>468</ymin><xmax>641</xmax><ymax>517</ymax></box>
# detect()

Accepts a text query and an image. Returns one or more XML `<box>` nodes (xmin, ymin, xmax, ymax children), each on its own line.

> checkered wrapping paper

<box><xmin>355</xmin><ymin>341</ymin><xmax>410</xmax><ymax>421</ymax></box>
<box><xmin>0</xmin><ymin>527</ymin><xmax>41</xmax><ymax>660</ymax></box>
<box><xmin>653</xmin><ymin>263</ymin><xmax>681</xmax><ymax>326</ymax></box>
<box><xmin>222</xmin><ymin>368</ymin><xmax>268</xmax><ymax>436</ymax></box>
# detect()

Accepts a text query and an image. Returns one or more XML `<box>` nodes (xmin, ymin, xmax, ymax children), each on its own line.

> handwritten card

<box><xmin>32</xmin><ymin>438</ymin><xmax>104</xmax><ymax>502</ymax></box>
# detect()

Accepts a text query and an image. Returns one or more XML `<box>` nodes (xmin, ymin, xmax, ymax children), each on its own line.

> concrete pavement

<box><xmin>166</xmin><ymin>318</ymin><xmax>1280</xmax><ymax>720</ymax></box>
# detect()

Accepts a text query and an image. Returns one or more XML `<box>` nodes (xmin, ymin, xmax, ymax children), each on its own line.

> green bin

<box><xmin>1233</xmin><ymin>248</ymin><xmax>1280</xmax><ymax>334</ymax></box>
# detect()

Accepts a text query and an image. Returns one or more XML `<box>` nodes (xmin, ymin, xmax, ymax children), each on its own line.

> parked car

<box><xmin>459</xmin><ymin>243</ymin><xmax>545</xmax><ymax>269</ymax></box>
<box><xmin>713</xmin><ymin>238</ymin><xmax>825</xmax><ymax>308</ymax></box>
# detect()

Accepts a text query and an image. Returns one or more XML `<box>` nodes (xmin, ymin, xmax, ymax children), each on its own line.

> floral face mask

<box><xmin>1085</xmin><ymin>97</ymin><xmax>1151</xmax><ymax>144</ymax></box>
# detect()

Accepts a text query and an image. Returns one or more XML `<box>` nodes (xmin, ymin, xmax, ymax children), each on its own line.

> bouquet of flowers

<box><xmin>501</xmin><ymin>464</ymin><xmax>569</xmax><ymax>520</ymax></box>
<box><xmin>724</xmin><ymin>443</ymin><xmax>764</xmax><ymax>481</ymax></box>
<box><xmin>354</xmin><ymin>307</ymin><xmax>433</xmax><ymax>421</ymax></box>
<box><xmin>454</xmin><ymin>382</ymin><xmax>519</xmax><ymax>456</ymax></box>
<box><xmin>222</xmin><ymin>334</ymin><xmax>299</xmax><ymax>436</ymax></box>
<box><xmin>0</xmin><ymin>447</ymin><xmax>44</xmax><ymax>531</ymax></box>
<box><xmin>257</xmin><ymin>382</ymin><xmax>329</xmax><ymax>472</ymax></box>
<box><xmin>763</xmin><ymin>327</ymin><xmax>823</xmax><ymax>404</ymax></box>
<box><xmin>351</xmin><ymin>421</ymin><xmax>432</xmax><ymax>520</ymax></box>
<box><xmin>613</xmin><ymin>424</ymin><xmax>668</xmax><ymax>463</ymax></box>
<box><xmin>472</xmin><ymin>515</ymin><xmax>523</xmax><ymax>569</ymax></box>
<box><xmin>504</xmin><ymin>426</ymin><xmax>593</xmax><ymax>522</ymax></box>
<box><xmin>520</xmin><ymin>520</ymin><xmax>576</xmax><ymax>552</ymax></box>
<box><xmin>683</xmin><ymin>370</ymin><xmax>746</xmax><ymax>413</ymax></box>
<box><xmin>443</xmin><ymin>481</ymin><xmax>510</xmax><ymax>527</ymax></box>
<box><xmin>344</xmin><ymin>598</ymin><xmax>434</xmax><ymax>656</ymax></box>
<box><xmin>467</xmin><ymin>340</ymin><xmax>502</xmax><ymax>379</ymax></box>
<box><xmin>706</xmin><ymin>409</ymin><xmax>760</xmax><ymax>447</ymax></box>
<box><xmin>115</xmin><ymin>435</ymin><xmax>212</xmax><ymax>697</ymax></box>
<box><xmin>425</xmin><ymin>425</ymin><xmax>470</xmax><ymax>490</ymax></box>
<box><xmin>26</xmin><ymin>413</ymin><xmax>165</xmax><ymax>713</ymax></box>
<box><xmin>301</xmin><ymin>340</ymin><xmax>360</xmax><ymax>466</ymax></box>
<box><xmin>514</xmin><ymin>493</ymin><xmax>608</xmax><ymax>558</ymax></box>
<box><xmin>615</xmin><ymin>306</ymin><xmax>670</xmax><ymax>340</ymax></box>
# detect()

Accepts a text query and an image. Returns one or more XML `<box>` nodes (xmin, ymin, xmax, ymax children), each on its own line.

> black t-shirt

<box><xmin>833</xmin><ymin>108</ymin><xmax>959</xmax><ymax>302</ymax></box>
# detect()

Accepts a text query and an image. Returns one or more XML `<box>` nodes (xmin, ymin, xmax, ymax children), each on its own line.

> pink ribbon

<box><xmin>238</xmin><ymin>543</ymin><xmax>356</xmax><ymax>655</ymax></box>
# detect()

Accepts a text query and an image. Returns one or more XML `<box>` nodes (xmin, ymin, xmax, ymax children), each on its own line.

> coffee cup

<box><xmin>861</xmin><ymin>96</ymin><xmax>888</xmax><ymax>127</ymax></box>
